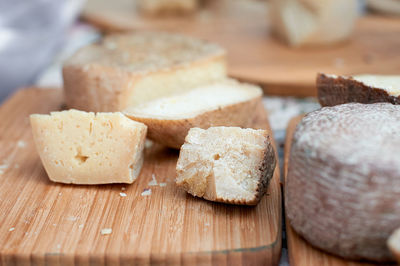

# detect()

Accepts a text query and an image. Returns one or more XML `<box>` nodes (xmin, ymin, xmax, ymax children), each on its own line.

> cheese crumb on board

<box><xmin>78</xmin><ymin>224</ymin><xmax>84</xmax><ymax>229</ymax></box>
<box><xmin>159</xmin><ymin>183</ymin><xmax>167</xmax><ymax>187</ymax></box>
<box><xmin>9</xmin><ymin>227</ymin><xmax>15</xmax><ymax>232</ymax></box>
<box><xmin>101</xmin><ymin>228</ymin><xmax>112</xmax><ymax>235</ymax></box>
<box><xmin>141</xmin><ymin>189</ymin><xmax>152</xmax><ymax>196</ymax></box>
<box><xmin>17</xmin><ymin>140</ymin><xmax>26</xmax><ymax>148</ymax></box>
<box><xmin>148</xmin><ymin>174</ymin><xmax>158</xmax><ymax>186</ymax></box>
<box><xmin>0</xmin><ymin>164</ymin><xmax>8</xmax><ymax>175</ymax></box>
<box><xmin>119</xmin><ymin>192</ymin><xmax>127</xmax><ymax>197</ymax></box>
<box><xmin>121</xmin><ymin>187</ymin><xmax>126</xmax><ymax>191</ymax></box>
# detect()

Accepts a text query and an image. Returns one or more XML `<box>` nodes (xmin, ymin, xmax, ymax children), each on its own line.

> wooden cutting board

<box><xmin>82</xmin><ymin>0</ymin><xmax>400</xmax><ymax>97</ymax></box>
<box><xmin>283</xmin><ymin>116</ymin><xmax>383</xmax><ymax>266</ymax></box>
<box><xmin>0</xmin><ymin>88</ymin><xmax>281</xmax><ymax>265</ymax></box>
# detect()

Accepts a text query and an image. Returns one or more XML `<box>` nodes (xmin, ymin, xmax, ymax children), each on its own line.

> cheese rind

<box><xmin>317</xmin><ymin>73</ymin><xmax>400</xmax><ymax>107</ymax></box>
<box><xmin>63</xmin><ymin>32</ymin><xmax>226</xmax><ymax>112</ymax></box>
<box><xmin>176</xmin><ymin>127</ymin><xmax>276</xmax><ymax>205</ymax></box>
<box><xmin>286</xmin><ymin>103</ymin><xmax>400</xmax><ymax>262</ymax></box>
<box><xmin>30</xmin><ymin>110</ymin><xmax>147</xmax><ymax>184</ymax></box>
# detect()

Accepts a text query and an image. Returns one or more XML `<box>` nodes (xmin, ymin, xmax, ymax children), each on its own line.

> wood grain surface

<box><xmin>284</xmin><ymin>116</ymin><xmax>383</xmax><ymax>266</ymax></box>
<box><xmin>0</xmin><ymin>88</ymin><xmax>281</xmax><ymax>265</ymax></box>
<box><xmin>82</xmin><ymin>0</ymin><xmax>400</xmax><ymax>97</ymax></box>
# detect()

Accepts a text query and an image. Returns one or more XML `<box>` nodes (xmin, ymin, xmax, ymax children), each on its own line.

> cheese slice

<box><xmin>30</xmin><ymin>110</ymin><xmax>147</xmax><ymax>184</ymax></box>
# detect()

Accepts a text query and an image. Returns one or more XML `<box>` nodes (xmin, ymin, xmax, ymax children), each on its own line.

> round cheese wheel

<box><xmin>286</xmin><ymin>103</ymin><xmax>400</xmax><ymax>262</ymax></box>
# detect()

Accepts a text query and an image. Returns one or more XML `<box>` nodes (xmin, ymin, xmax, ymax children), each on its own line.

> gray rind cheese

<box><xmin>286</xmin><ymin>103</ymin><xmax>400</xmax><ymax>262</ymax></box>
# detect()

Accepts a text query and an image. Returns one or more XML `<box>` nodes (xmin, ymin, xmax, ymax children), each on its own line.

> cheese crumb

<box><xmin>159</xmin><ymin>183</ymin><xmax>167</xmax><ymax>187</ymax></box>
<box><xmin>79</xmin><ymin>224</ymin><xmax>84</xmax><ymax>229</ymax></box>
<box><xmin>145</xmin><ymin>140</ymin><xmax>154</xmax><ymax>149</ymax></box>
<box><xmin>17</xmin><ymin>140</ymin><xmax>26</xmax><ymax>148</ymax></box>
<box><xmin>121</xmin><ymin>187</ymin><xmax>126</xmax><ymax>191</ymax></box>
<box><xmin>148</xmin><ymin>174</ymin><xmax>157</xmax><ymax>186</ymax></box>
<box><xmin>141</xmin><ymin>188</ymin><xmax>152</xmax><ymax>196</ymax></box>
<box><xmin>66</xmin><ymin>216</ymin><xmax>78</xmax><ymax>221</ymax></box>
<box><xmin>9</xmin><ymin>227</ymin><xmax>15</xmax><ymax>232</ymax></box>
<box><xmin>101</xmin><ymin>228</ymin><xmax>112</xmax><ymax>235</ymax></box>
<box><xmin>119</xmin><ymin>192</ymin><xmax>127</xmax><ymax>197</ymax></box>
<box><xmin>0</xmin><ymin>164</ymin><xmax>8</xmax><ymax>175</ymax></box>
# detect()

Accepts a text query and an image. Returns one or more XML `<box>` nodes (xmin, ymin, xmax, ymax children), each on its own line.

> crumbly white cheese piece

<box><xmin>30</xmin><ymin>110</ymin><xmax>147</xmax><ymax>184</ymax></box>
<box><xmin>286</xmin><ymin>103</ymin><xmax>400</xmax><ymax>262</ymax></box>
<box><xmin>119</xmin><ymin>192</ymin><xmax>127</xmax><ymax>197</ymax></box>
<box><xmin>176</xmin><ymin>127</ymin><xmax>276</xmax><ymax>205</ymax></box>
<box><xmin>100</xmin><ymin>228</ymin><xmax>112</xmax><ymax>235</ymax></box>
<box><xmin>148</xmin><ymin>174</ymin><xmax>158</xmax><ymax>186</ymax></box>
<box><xmin>141</xmin><ymin>189</ymin><xmax>152</xmax><ymax>196</ymax></box>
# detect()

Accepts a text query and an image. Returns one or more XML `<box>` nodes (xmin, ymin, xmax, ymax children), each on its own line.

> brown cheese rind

<box><xmin>286</xmin><ymin>103</ymin><xmax>400</xmax><ymax>262</ymax></box>
<box><xmin>317</xmin><ymin>73</ymin><xmax>400</xmax><ymax>107</ymax></box>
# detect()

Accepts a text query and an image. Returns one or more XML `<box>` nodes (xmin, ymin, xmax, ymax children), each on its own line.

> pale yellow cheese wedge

<box><xmin>30</xmin><ymin>110</ymin><xmax>147</xmax><ymax>184</ymax></box>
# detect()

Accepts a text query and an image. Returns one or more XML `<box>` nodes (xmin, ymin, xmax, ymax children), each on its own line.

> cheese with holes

<box><xmin>286</xmin><ymin>103</ymin><xmax>400</xmax><ymax>262</ymax></box>
<box><xmin>270</xmin><ymin>0</ymin><xmax>358</xmax><ymax>47</ymax></box>
<box><xmin>30</xmin><ymin>110</ymin><xmax>147</xmax><ymax>184</ymax></box>
<box><xmin>176</xmin><ymin>127</ymin><xmax>276</xmax><ymax>205</ymax></box>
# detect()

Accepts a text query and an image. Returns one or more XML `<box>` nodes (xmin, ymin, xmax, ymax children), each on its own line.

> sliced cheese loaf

<box><xmin>138</xmin><ymin>0</ymin><xmax>198</xmax><ymax>15</ymax></box>
<box><xmin>317</xmin><ymin>73</ymin><xmax>400</xmax><ymax>106</ymax></box>
<box><xmin>30</xmin><ymin>110</ymin><xmax>147</xmax><ymax>184</ymax></box>
<box><xmin>63</xmin><ymin>32</ymin><xmax>226</xmax><ymax>112</ymax></box>
<box><xmin>286</xmin><ymin>103</ymin><xmax>400</xmax><ymax>262</ymax></box>
<box><xmin>124</xmin><ymin>79</ymin><xmax>262</xmax><ymax>149</ymax></box>
<box><xmin>176</xmin><ymin>127</ymin><xmax>276</xmax><ymax>205</ymax></box>
<box><xmin>388</xmin><ymin>228</ymin><xmax>400</xmax><ymax>264</ymax></box>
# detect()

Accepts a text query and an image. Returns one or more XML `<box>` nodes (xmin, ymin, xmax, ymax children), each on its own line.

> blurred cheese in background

<box><xmin>137</xmin><ymin>0</ymin><xmax>199</xmax><ymax>15</ymax></box>
<box><xmin>0</xmin><ymin>0</ymin><xmax>84</xmax><ymax>102</ymax></box>
<box><xmin>270</xmin><ymin>0</ymin><xmax>359</xmax><ymax>47</ymax></box>
<box><xmin>367</xmin><ymin>0</ymin><xmax>400</xmax><ymax>16</ymax></box>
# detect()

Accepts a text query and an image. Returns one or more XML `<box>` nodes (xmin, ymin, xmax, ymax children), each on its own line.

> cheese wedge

<box><xmin>30</xmin><ymin>110</ymin><xmax>147</xmax><ymax>184</ymax></box>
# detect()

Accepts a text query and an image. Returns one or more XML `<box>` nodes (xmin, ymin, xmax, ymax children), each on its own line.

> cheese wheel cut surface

<box><xmin>124</xmin><ymin>79</ymin><xmax>262</xmax><ymax>149</ymax></box>
<box><xmin>30</xmin><ymin>110</ymin><xmax>147</xmax><ymax>184</ymax></box>
<box><xmin>286</xmin><ymin>103</ymin><xmax>400</xmax><ymax>262</ymax></box>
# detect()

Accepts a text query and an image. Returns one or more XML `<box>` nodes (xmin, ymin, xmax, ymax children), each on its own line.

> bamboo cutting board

<box><xmin>0</xmin><ymin>88</ymin><xmax>281</xmax><ymax>265</ymax></box>
<box><xmin>82</xmin><ymin>0</ymin><xmax>400</xmax><ymax>97</ymax></box>
<box><xmin>284</xmin><ymin>116</ymin><xmax>382</xmax><ymax>266</ymax></box>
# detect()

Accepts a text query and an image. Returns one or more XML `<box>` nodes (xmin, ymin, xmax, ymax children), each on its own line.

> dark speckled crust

<box><xmin>252</xmin><ymin>136</ymin><xmax>276</xmax><ymax>205</ymax></box>
<box><xmin>317</xmin><ymin>73</ymin><xmax>400</xmax><ymax>107</ymax></box>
